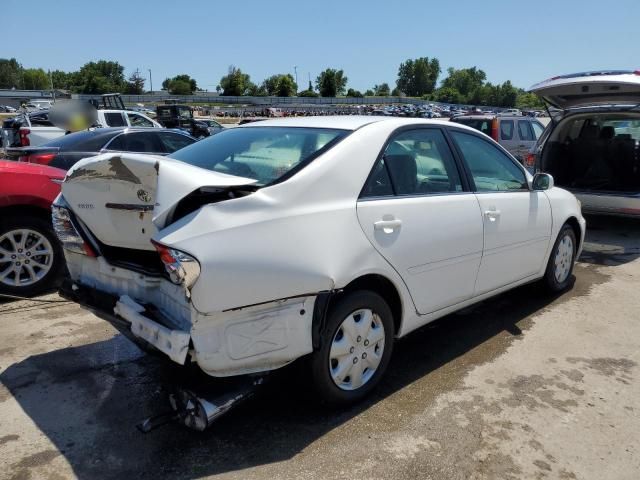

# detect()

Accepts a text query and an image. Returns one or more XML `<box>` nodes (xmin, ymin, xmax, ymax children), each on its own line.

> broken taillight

<box><xmin>51</xmin><ymin>204</ymin><xmax>96</xmax><ymax>257</ymax></box>
<box><xmin>151</xmin><ymin>240</ymin><xmax>200</xmax><ymax>293</ymax></box>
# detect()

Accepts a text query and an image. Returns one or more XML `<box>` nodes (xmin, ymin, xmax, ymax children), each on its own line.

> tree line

<box><xmin>0</xmin><ymin>56</ymin><xmax>543</xmax><ymax>108</ymax></box>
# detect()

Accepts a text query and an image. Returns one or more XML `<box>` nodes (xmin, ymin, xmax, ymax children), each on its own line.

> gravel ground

<box><xmin>0</xmin><ymin>214</ymin><xmax>638</xmax><ymax>480</ymax></box>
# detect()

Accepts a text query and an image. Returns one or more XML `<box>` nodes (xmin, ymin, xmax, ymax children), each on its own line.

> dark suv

<box><xmin>155</xmin><ymin>104</ymin><xmax>210</xmax><ymax>138</ymax></box>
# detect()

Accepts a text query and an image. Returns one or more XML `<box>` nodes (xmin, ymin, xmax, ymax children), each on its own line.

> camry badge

<box><xmin>137</xmin><ymin>189</ymin><xmax>152</xmax><ymax>203</ymax></box>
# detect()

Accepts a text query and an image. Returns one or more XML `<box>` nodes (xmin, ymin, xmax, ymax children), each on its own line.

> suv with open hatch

<box><xmin>529</xmin><ymin>70</ymin><xmax>640</xmax><ymax>217</ymax></box>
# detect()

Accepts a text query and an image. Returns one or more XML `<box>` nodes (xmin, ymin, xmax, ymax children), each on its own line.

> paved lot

<box><xmin>1</xmin><ymin>215</ymin><xmax>639</xmax><ymax>480</ymax></box>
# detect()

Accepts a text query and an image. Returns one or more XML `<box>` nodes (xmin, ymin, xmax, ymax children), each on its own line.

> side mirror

<box><xmin>532</xmin><ymin>173</ymin><xmax>554</xmax><ymax>191</ymax></box>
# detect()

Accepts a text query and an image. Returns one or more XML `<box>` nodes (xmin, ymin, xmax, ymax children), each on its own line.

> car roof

<box><xmin>239</xmin><ymin>115</ymin><xmax>477</xmax><ymax>131</ymax></box>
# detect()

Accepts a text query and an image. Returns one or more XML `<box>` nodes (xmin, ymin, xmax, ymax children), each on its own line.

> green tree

<box><xmin>298</xmin><ymin>89</ymin><xmax>319</xmax><ymax>97</ymax></box>
<box><xmin>516</xmin><ymin>90</ymin><xmax>544</xmax><ymax>109</ymax></box>
<box><xmin>72</xmin><ymin>60</ymin><xmax>127</xmax><ymax>94</ymax></box>
<box><xmin>315</xmin><ymin>68</ymin><xmax>348</xmax><ymax>97</ymax></box>
<box><xmin>396</xmin><ymin>57</ymin><xmax>440</xmax><ymax>96</ymax></box>
<box><xmin>346</xmin><ymin>88</ymin><xmax>363</xmax><ymax>98</ymax></box>
<box><xmin>0</xmin><ymin>58</ymin><xmax>22</xmax><ymax>89</ymax></box>
<box><xmin>219</xmin><ymin>66</ymin><xmax>254</xmax><ymax>96</ymax></box>
<box><xmin>440</xmin><ymin>67</ymin><xmax>487</xmax><ymax>102</ymax></box>
<box><xmin>22</xmin><ymin>68</ymin><xmax>49</xmax><ymax>90</ymax></box>
<box><xmin>433</xmin><ymin>86</ymin><xmax>463</xmax><ymax>104</ymax></box>
<box><xmin>162</xmin><ymin>74</ymin><xmax>197</xmax><ymax>94</ymax></box>
<box><xmin>364</xmin><ymin>89</ymin><xmax>374</xmax><ymax>97</ymax></box>
<box><xmin>125</xmin><ymin>70</ymin><xmax>146</xmax><ymax>94</ymax></box>
<box><xmin>50</xmin><ymin>70</ymin><xmax>72</xmax><ymax>90</ymax></box>
<box><xmin>262</xmin><ymin>74</ymin><xmax>297</xmax><ymax>96</ymax></box>
<box><xmin>373</xmin><ymin>83</ymin><xmax>390</xmax><ymax>96</ymax></box>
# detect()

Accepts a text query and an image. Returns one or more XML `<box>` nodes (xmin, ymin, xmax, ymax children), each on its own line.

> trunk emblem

<box><xmin>137</xmin><ymin>189</ymin><xmax>152</xmax><ymax>203</ymax></box>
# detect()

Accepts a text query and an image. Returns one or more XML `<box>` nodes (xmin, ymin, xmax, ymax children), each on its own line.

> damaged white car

<box><xmin>53</xmin><ymin>116</ymin><xmax>585</xmax><ymax>406</ymax></box>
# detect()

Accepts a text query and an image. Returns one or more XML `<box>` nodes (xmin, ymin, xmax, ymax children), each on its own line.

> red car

<box><xmin>0</xmin><ymin>160</ymin><xmax>66</xmax><ymax>296</ymax></box>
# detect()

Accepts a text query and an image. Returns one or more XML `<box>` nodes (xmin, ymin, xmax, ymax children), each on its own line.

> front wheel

<box><xmin>544</xmin><ymin>223</ymin><xmax>577</xmax><ymax>292</ymax></box>
<box><xmin>309</xmin><ymin>290</ymin><xmax>394</xmax><ymax>406</ymax></box>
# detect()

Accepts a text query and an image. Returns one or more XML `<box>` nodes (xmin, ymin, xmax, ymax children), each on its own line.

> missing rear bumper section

<box><xmin>59</xmin><ymin>260</ymin><xmax>317</xmax><ymax>377</ymax></box>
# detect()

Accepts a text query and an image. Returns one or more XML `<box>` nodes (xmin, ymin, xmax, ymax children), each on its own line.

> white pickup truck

<box><xmin>2</xmin><ymin>108</ymin><xmax>161</xmax><ymax>148</ymax></box>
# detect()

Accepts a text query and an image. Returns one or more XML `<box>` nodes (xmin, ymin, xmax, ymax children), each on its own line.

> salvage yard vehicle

<box><xmin>155</xmin><ymin>104</ymin><xmax>210</xmax><ymax>138</ymax></box>
<box><xmin>5</xmin><ymin>127</ymin><xmax>196</xmax><ymax>171</ymax></box>
<box><xmin>451</xmin><ymin>114</ymin><xmax>545</xmax><ymax>165</ymax></box>
<box><xmin>529</xmin><ymin>70</ymin><xmax>640</xmax><ymax>216</ymax></box>
<box><xmin>1</xmin><ymin>95</ymin><xmax>162</xmax><ymax>148</ymax></box>
<box><xmin>0</xmin><ymin>160</ymin><xmax>65</xmax><ymax>296</ymax></box>
<box><xmin>53</xmin><ymin>116</ymin><xmax>585</xmax><ymax>415</ymax></box>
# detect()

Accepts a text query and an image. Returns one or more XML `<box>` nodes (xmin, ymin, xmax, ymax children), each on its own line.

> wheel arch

<box><xmin>564</xmin><ymin>216</ymin><xmax>582</xmax><ymax>248</ymax></box>
<box><xmin>312</xmin><ymin>273</ymin><xmax>404</xmax><ymax>349</ymax></box>
<box><xmin>0</xmin><ymin>204</ymin><xmax>52</xmax><ymax>227</ymax></box>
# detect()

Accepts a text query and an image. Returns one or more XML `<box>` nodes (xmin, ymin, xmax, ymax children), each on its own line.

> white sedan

<box><xmin>53</xmin><ymin>116</ymin><xmax>585</xmax><ymax>406</ymax></box>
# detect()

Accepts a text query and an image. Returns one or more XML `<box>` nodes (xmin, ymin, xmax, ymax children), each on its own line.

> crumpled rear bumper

<box><xmin>60</xmin><ymin>252</ymin><xmax>318</xmax><ymax>377</ymax></box>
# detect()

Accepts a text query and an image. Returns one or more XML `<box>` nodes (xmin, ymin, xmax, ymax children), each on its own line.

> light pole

<box><xmin>148</xmin><ymin>69</ymin><xmax>153</xmax><ymax>95</ymax></box>
<box><xmin>294</xmin><ymin>66</ymin><xmax>298</xmax><ymax>87</ymax></box>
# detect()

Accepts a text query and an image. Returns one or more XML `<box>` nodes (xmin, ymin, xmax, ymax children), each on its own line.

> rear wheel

<box><xmin>310</xmin><ymin>290</ymin><xmax>394</xmax><ymax>406</ymax></box>
<box><xmin>544</xmin><ymin>223</ymin><xmax>577</xmax><ymax>292</ymax></box>
<box><xmin>0</xmin><ymin>215</ymin><xmax>65</xmax><ymax>297</ymax></box>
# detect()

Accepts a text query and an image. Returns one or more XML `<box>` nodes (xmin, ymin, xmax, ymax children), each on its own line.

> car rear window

<box><xmin>168</xmin><ymin>126</ymin><xmax>349</xmax><ymax>186</ymax></box>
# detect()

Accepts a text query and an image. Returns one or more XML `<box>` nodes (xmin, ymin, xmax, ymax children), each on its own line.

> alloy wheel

<box><xmin>0</xmin><ymin>229</ymin><xmax>54</xmax><ymax>288</ymax></box>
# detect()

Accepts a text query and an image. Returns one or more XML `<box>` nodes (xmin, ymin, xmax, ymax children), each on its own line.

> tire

<box><xmin>0</xmin><ymin>215</ymin><xmax>65</xmax><ymax>297</ymax></box>
<box><xmin>310</xmin><ymin>290</ymin><xmax>394</xmax><ymax>406</ymax></box>
<box><xmin>544</xmin><ymin>223</ymin><xmax>577</xmax><ymax>292</ymax></box>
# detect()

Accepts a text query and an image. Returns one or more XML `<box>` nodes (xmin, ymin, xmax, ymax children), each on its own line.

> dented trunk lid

<box><xmin>62</xmin><ymin>153</ymin><xmax>257</xmax><ymax>250</ymax></box>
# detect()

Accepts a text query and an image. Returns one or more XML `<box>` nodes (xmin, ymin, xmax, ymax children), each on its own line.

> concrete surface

<box><xmin>0</xmin><ymin>215</ymin><xmax>638</xmax><ymax>480</ymax></box>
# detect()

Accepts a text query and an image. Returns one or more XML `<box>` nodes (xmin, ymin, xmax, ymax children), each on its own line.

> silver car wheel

<box><xmin>329</xmin><ymin>308</ymin><xmax>385</xmax><ymax>391</ymax></box>
<box><xmin>0</xmin><ymin>229</ymin><xmax>54</xmax><ymax>287</ymax></box>
<box><xmin>554</xmin><ymin>234</ymin><xmax>574</xmax><ymax>283</ymax></box>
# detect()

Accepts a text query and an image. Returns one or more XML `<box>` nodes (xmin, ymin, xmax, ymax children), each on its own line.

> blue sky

<box><xmin>4</xmin><ymin>0</ymin><xmax>639</xmax><ymax>92</ymax></box>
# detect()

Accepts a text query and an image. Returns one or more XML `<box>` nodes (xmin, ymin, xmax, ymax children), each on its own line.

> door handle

<box><xmin>374</xmin><ymin>219</ymin><xmax>402</xmax><ymax>233</ymax></box>
<box><xmin>484</xmin><ymin>209</ymin><xmax>501</xmax><ymax>222</ymax></box>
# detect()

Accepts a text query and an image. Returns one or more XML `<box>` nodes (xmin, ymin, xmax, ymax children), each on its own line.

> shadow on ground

<box><xmin>0</xmin><ymin>214</ymin><xmax>633</xmax><ymax>479</ymax></box>
<box><xmin>579</xmin><ymin>214</ymin><xmax>640</xmax><ymax>266</ymax></box>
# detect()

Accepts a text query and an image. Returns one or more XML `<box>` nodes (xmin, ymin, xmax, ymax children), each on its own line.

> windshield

<box><xmin>168</xmin><ymin>126</ymin><xmax>349</xmax><ymax>186</ymax></box>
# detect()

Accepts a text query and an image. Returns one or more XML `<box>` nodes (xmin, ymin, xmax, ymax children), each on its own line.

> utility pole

<box><xmin>49</xmin><ymin>70</ymin><xmax>55</xmax><ymax>102</ymax></box>
<box><xmin>294</xmin><ymin>66</ymin><xmax>298</xmax><ymax>87</ymax></box>
<box><xmin>148</xmin><ymin>69</ymin><xmax>153</xmax><ymax>95</ymax></box>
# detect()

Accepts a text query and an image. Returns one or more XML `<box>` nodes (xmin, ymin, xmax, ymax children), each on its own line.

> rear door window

<box><xmin>126</xmin><ymin>113</ymin><xmax>155</xmax><ymax>128</ymax></box>
<box><xmin>531</xmin><ymin>121</ymin><xmax>545</xmax><ymax>140</ymax></box>
<box><xmin>518</xmin><ymin>120</ymin><xmax>535</xmax><ymax>141</ymax></box>
<box><xmin>500</xmin><ymin>120</ymin><xmax>514</xmax><ymax>140</ymax></box>
<box><xmin>361</xmin><ymin>128</ymin><xmax>462</xmax><ymax>197</ymax></box>
<box><xmin>158</xmin><ymin>132</ymin><xmax>196</xmax><ymax>153</ymax></box>
<box><xmin>107</xmin><ymin>132</ymin><xmax>164</xmax><ymax>153</ymax></box>
<box><xmin>103</xmin><ymin>112</ymin><xmax>126</xmax><ymax>127</ymax></box>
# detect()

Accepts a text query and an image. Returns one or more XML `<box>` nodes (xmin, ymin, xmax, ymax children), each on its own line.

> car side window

<box><xmin>518</xmin><ymin>120</ymin><xmax>535</xmax><ymax>141</ymax></box>
<box><xmin>361</xmin><ymin>128</ymin><xmax>462</xmax><ymax>198</ymax></box>
<box><xmin>450</xmin><ymin>131</ymin><xmax>527</xmax><ymax>192</ymax></box>
<box><xmin>108</xmin><ymin>132</ymin><xmax>163</xmax><ymax>153</ymax></box>
<box><xmin>158</xmin><ymin>132</ymin><xmax>195</xmax><ymax>153</ymax></box>
<box><xmin>127</xmin><ymin>113</ymin><xmax>154</xmax><ymax>128</ymax></box>
<box><xmin>103</xmin><ymin>112</ymin><xmax>126</xmax><ymax>127</ymax></box>
<box><xmin>531</xmin><ymin>121</ymin><xmax>545</xmax><ymax>140</ymax></box>
<box><xmin>500</xmin><ymin>120</ymin><xmax>514</xmax><ymax>140</ymax></box>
